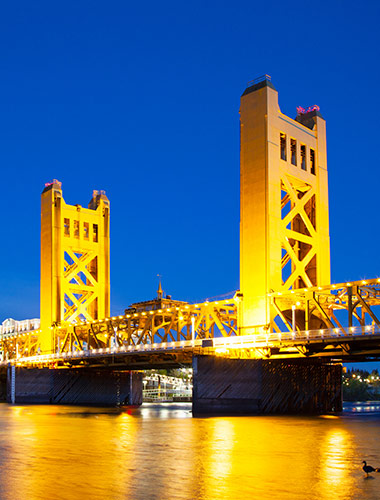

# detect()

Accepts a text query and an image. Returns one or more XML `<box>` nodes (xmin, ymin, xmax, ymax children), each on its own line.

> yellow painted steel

<box><xmin>240</xmin><ymin>76</ymin><xmax>330</xmax><ymax>332</ymax></box>
<box><xmin>40</xmin><ymin>180</ymin><xmax>110</xmax><ymax>353</ymax></box>
<box><xmin>3</xmin><ymin>280</ymin><xmax>380</xmax><ymax>365</ymax></box>
<box><xmin>0</xmin><ymin>77</ymin><xmax>337</xmax><ymax>359</ymax></box>
<box><xmin>0</xmin><ymin>297</ymin><xmax>238</xmax><ymax>363</ymax></box>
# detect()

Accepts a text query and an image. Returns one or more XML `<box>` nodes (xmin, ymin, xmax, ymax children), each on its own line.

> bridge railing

<box><xmin>2</xmin><ymin>323</ymin><xmax>380</xmax><ymax>366</ymax></box>
<box><xmin>212</xmin><ymin>324</ymin><xmax>380</xmax><ymax>349</ymax></box>
<box><xmin>3</xmin><ymin>279</ymin><xmax>380</xmax><ymax>363</ymax></box>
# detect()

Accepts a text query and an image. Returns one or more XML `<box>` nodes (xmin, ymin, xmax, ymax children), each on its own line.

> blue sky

<box><xmin>1</xmin><ymin>0</ymin><xmax>379</xmax><ymax>360</ymax></box>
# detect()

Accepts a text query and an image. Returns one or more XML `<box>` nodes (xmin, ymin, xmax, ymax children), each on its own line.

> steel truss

<box><xmin>270</xmin><ymin>278</ymin><xmax>380</xmax><ymax>333</ymax></box>
<box><xmin>280</xmin><ymin>175</ymin><xmax>317</xmax><ymax>290</ymax></box>
<box><xmin>0</xmin><ymin>298</ymin><xmax>238</xmax><ymax>362</ymax></box>
<box><xmin>4</xmin><ymin>279</ymin><xmax>380</xmax><ymax>365</ymax></box>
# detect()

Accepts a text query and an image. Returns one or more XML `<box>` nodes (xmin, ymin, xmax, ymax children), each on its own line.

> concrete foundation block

<box><xmin>192</xmin><ymin>355</ymin><xmax>342</xmax><ymax>416</ymax></box>
<box><xmin>0</xmin><ymin>369</ymin><xmax>7</xmax><ymax>402</ymax></box>
<box><xmin>6</xmin><ymin>366</ymin><xmax>143</xmax><ymax>406</ymax></box>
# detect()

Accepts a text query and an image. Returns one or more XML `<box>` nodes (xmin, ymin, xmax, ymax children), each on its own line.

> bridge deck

<box><xmin>2</xmin><ymin>324</ymin><xmax>380</xmax><ymax>370</ymax></box>
<box><xmin>3</xmin><ymin>279</ymin><xmax>380</xmax><ymax>367</ymax></box>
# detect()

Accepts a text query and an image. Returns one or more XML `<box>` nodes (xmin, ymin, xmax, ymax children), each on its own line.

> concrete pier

<box><xmin>5</xmin><ymin>367</ymin><xmax>143</xmax><ymax>406</ymax></box>
<box><xmin>0</xmin><ymin>369</ymin><xmax>6</xmax><ymax>402</ymax></box>
<box><xmin>192</xmin><ymin>355</ymin><xmax>342</xmax><ymax>415</ymax></box>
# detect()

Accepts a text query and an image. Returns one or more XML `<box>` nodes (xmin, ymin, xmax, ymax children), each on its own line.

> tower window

<box><xmin>290</xmin><ymin>139</ymin><xmax>297</xmax><ymax>166</ymax></box>
<box><xmin>84</xmin><ymin>222</ymin><xmax>89</xmax><ymax>240</ymax></box>
<box><xmin>310</xmin><ymin>148</ymin><xmax>316</xmax><ymax>175</ymax></box>
<box><xmin>64</xmin><ymin>218</ymin><xmax>70</xmax><ymax>236</ymax></box>
<box><xmin>74</xmin><ymin>220</ymin><xmax>79</xmax><ymax>238</ymax></box>
<box><xmin>280</xmin><ymin>133</ymin><xmax>287</xmax><ymax>161</ymax></box>
<box><xmin>93</xmin><ymin>224</ymin><xmax>98</xmax><ymax>242</ymax></box>
<box><xmin>300</xmin><ymin>144</ymin><xmax>306</xmax><ymax>170</ymax></box>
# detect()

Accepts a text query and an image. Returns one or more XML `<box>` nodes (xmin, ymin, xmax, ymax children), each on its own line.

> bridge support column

<box><xmin>6</xmin><ymin>367</ymin><xmax>143</xmax><ymax>406</ymax></box>
<box><xmin>0</xmin><ymin>368</ymin><xmax>6</xmax><ymax>402</ymax></box>
<box><xmin>192</xmin><ymin>356</ymin><xmax>342</xmax><ymax>415</ymax></box>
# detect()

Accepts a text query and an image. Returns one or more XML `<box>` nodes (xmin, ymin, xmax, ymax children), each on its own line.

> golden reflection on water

<box><xmin>318</xmin><ymin>427</ymin><xmax>356</xmax><ymax>499</ymax></box>
<box><xmin>0</xmin><ymin>404</ymin><xmax>379</xmax><ymax>500</ymax></box>
<box><xmin>200</xmin><ymin>420</ymin><xmax>235</xmax><ymax>499</ymax></box>
<box><xmin>3</xmin><ymin>406</ymin><xmax>136</xmax><ymax>499</ymax></box>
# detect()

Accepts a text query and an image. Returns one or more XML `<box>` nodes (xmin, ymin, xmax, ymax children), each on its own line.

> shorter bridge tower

<box><xmin>40</xmin><ymin>180</ymin><xmax>110</xmax><ymax>353</ymax></box>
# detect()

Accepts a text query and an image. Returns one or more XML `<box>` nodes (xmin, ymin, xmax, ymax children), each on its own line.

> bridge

<box><xmin>1</xmin><ymin>74</ymin><xmax>379</xmax><ymax>414</ymax></box>
<box><xmin>3</xmin><ymin>280</ymin><xmax>380</xmax><ymax>367</ymax></box>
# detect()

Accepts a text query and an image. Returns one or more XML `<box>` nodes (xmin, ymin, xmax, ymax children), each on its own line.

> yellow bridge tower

<box><xmin>40</xmin><ymin>180</ymin><xmax>110</xmax><ymax>353</ymax></box>
<box><xmin>240</xmin><ymin>75</ymin><xmax>330</xmax><ymax>332</ymax></box>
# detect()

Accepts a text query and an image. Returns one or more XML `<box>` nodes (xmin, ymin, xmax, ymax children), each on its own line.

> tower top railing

<box><xmin>44</xmin><ymin>179</ymin><xmax>62</xmax><ymax>189</ymax></box>
<box><xmin>246</xmin><ymin>74</ymin><xmax>272</xmax><ymax>88</ymax></box>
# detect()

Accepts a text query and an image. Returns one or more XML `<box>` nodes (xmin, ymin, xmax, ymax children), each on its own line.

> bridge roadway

<box><xmin>2</xmin><ymin>279</ymin><xmax>380</xmax><ymax>370</ymax></box>
<box><xmin>2</xmin><ymin>323</ymin><xmax>380</xmax><ymax>371</ymax></box>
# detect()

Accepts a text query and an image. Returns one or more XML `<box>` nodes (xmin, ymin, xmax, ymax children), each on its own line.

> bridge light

<box><xmin>215</xmin><ymin>347</ymin><xmax>227</xmax><ymax>355</ymax></box>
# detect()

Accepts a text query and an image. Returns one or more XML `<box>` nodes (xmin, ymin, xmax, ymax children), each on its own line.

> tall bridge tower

<box><xmin>40</xmin><ymin>180</ymin><xmax>110</xmax><ymax>353</ymax></box>
<box><xmin>240</xmin><ymin>76</ymin><xmax>330</xmax><ymax>332</ymax></box>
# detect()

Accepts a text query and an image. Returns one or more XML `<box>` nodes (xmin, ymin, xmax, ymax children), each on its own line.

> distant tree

<box><xmin>343</xmin><ymin>378</ymin><xmax>371</xmax><ymax>401</ymax></box>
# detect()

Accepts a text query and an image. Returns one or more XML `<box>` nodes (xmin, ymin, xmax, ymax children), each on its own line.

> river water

<box><xmin>0</xmin><ymin>402</ymin><xmax>379</xmax><ymax>500</ymax></box>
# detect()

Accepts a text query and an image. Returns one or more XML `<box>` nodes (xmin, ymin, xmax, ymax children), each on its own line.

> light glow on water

<box><xmin>0</xmin><ymin>403</ymin><xmax>379</xmax><ymax>500</ymax></box>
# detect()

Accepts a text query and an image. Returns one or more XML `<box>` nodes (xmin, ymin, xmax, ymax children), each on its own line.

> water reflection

<box><xmin>200</xmin><ymin>420</ymin><xmax>235</xmax><ymax>499</ymax></box>
<box><xmin>2</xmin><ymin>406</ymin><xmax>135</xmax><ymax>499</ymax></box>
<box><xmin>0</xmin><ymin>404</ymin><xmax>379</xmax><ymax>500</ymax></box>
<box><xmin>318</xmin><ymin>427</ymin><xmax>355</xmax><ymax>498</ymax></box>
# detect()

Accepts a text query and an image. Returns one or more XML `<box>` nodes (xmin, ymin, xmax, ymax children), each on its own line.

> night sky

<box><xmin>1</xmin><ymin>0</ymin><xmax>379</xmax><ymax>370</ymax></box>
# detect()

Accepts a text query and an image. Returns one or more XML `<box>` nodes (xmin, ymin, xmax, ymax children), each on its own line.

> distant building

<box><xmin>0</xmin><ymin>318</ymin><xmax>40</xmax><ymax>360</ymax></box>
<box><xmin>0</xmin><ymin>317</ymin><xmax>40</xmax><ymax>336</ymax></box>
<box><xmin>125</xmin><ymin>281</ymin><xmax>188</xmax><ymax>314</ymax></box>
